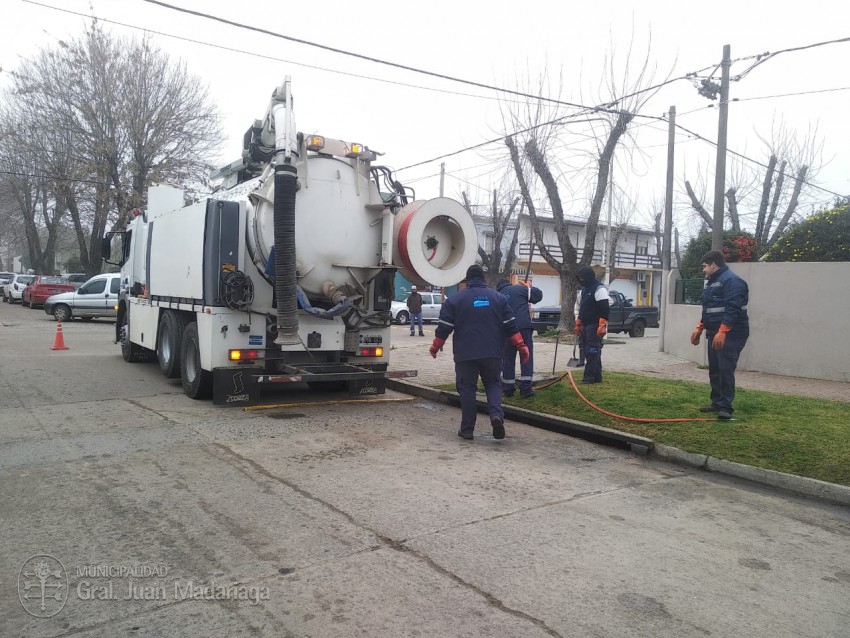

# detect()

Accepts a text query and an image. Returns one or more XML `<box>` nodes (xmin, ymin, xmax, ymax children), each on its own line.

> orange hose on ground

<box><xmin>531</xmin><ymin>370</ymin><xmax>716</xmax><ymax>423</ymax></box>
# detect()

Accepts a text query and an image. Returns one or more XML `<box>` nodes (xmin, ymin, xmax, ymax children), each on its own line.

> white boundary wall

<box><xmin>662</xmin><ymin>262</ymin><xmax>850</xmax><ymax>383</ymax></box>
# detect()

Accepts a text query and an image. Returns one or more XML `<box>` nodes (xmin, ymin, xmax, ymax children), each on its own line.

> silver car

<box><xmin>43</xmin><ymin>273</ymin><xmax>121</xmax><ymax>321</ymax></box>
<box><xmin>390</xmin><ymin>292</ymin><xmax>443</xmax><ymax>325</ymax></box>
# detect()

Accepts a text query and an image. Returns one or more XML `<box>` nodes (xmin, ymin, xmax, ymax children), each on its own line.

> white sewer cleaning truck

<box><xmin>104</xmin><ymin>77</ymin><xmax>477</xmax><ymax>405</ymax></box>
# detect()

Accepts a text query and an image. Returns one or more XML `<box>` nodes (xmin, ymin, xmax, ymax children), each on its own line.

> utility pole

<box><xmin>660</xmin><ymin>106</ymin><xmax>675</xmax><ymax>351</ymax></box>
<box><xmin>712</xmin><ymin>44</ymin><xmax>731</xmax><ymax>251</ymax></box>
<box><xmin>439</xmin><ymin>162</ymin><xmax>445</xmax><ymax>197</ymax></box>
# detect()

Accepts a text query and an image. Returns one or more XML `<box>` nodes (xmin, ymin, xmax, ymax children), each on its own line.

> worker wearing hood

<box><xmin>574</xmin><ymin>266</ymin><xmax>609</xmax><ymax>384</ymax></box>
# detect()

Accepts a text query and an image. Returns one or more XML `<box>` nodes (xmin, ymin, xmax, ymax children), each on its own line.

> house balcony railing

<box><xmin>517</xmin><ymin>243</ymin><xmax>662</xmax><ymax>269</ymax></box>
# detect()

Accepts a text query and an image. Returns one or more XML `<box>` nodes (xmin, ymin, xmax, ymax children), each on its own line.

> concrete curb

<box><xmin>387</xmin><ymin>380</ymin><xmax>850</xmax><ymax>507</ymax></box>
<box><xmin>387</xmin><ymin>379</ymin><xmax>653</xmax><ymax>450</ymax></box>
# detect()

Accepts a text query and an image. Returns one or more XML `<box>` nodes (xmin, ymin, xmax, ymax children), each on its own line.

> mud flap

<box><xmin>348</xmin><ymin>377</ymin><xmax>386</xmax><ymax>396</ymax></box>
<box><xmin>213</xmin><ymin>367</ymin><xmax>261</xmax><ymax>406</ymax></box>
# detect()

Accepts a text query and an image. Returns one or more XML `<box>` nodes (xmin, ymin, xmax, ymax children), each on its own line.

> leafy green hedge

<box><xmin>763</xmin><ymin>204</ymin><xmax>850</xmax><ymax>262</ymax></box>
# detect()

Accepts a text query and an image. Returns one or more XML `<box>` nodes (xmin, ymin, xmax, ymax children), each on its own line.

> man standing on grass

<box><xmin>574</xmin><ymin>266</ymin><xmax>609</xmax><ymax>384</ymax></box>
<box><xmin>690</xmin><ymin>250</ymin><xmax>750</xmax><ymax>420</ymax></box>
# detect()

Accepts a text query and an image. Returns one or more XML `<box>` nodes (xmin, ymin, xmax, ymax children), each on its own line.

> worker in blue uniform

<box><xmin>690</xmin><ymin>250</ymin><xmax>750</xmax><ymax>420</ymax></box>
<box><xmin>574</xmin><ymin>266</ymin><xmax>609</xmax><ymax>384</ymax></box>
<box><xmin>496</xmin><ymin>278</ymin><xmax>543</xmax><ymax>398</ymax></box>
<box><xmin>430</xmin><ymin>265</ymin><xmax>529</xmax><ymax>440</ymax></box>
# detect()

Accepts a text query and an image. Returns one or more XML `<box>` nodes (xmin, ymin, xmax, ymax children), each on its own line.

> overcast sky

<box><xmin>2</xmin><ymin>0</ymin><xmax>848</xmax><ymax>237</ymax></box>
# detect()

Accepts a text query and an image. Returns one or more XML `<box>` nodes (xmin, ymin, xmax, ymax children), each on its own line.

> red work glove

<box><xmin>712</xmin><ymin>324</ymin><xmax>731</xmax><ymax>350</ymax></box>
<box><xmin>509</xmin><ymin>332</ymin><xmax>530</xmax><ymax>363</ymax></box>
<box><xmin>690</xmin><ymin>322</ymin><xmax>704</xmax><ymax>346</ymax></box>
<box><xmin>596</xmin><ymin>317</ymin><xmax>608</xmax><ymax>337</ymax></box>
<box><xmin>574</xmin><ymin>319</ymin><xmax>582</xmax><ymax>335</ymax></box>
<box><xmin>429</xmin><ymin>337</ymin><xmax>446</xmax><ymax>358</ymax></box>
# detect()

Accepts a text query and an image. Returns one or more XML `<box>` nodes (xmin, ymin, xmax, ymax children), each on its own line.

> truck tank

<box><xmin>220</xmin><ymin>150</ymin><xmax>477</xmax><ymax>305</ymax></box>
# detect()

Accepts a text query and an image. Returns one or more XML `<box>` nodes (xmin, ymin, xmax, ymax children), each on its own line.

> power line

<box><xmin>733</xmin><ymin>35</ymin><xmax>850</xmax><ymax>81</ymax></box>
<box><xmin>16</xmin><ymin>0</ymin><xmax>538</xmax><ymax>106</ymax></box>
<box><xmin>733</xmin><ymin>86</ymin><xmax>850</xmax><ymax>103</ymax></box>
<box><xmin>139</xmin><ymin>0</ymin><xmax>687</xmax><ymax>114</ymax></box>
<box><xmin>671</xmin><ymin>123</ymin><xmax>848</xmax><ymax>200</ymax></box>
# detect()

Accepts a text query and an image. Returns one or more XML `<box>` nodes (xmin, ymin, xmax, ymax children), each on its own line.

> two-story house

<box><xmin>475</xmin><ymin>212</ymin><xmax>667</xmax><ymax>308</ymax></box>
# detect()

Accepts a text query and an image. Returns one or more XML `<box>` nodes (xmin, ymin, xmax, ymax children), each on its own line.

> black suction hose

<box><xmin>274</xmin><ymin>163</ymin><xmax>299</xmax><ymax>345</ymax></box>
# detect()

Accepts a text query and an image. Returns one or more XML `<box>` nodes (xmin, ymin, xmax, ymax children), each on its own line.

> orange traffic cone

<box><xmin>50</xmin><ymin>320</ymin><xmax>70</xmax><ymax>351</ymax></box>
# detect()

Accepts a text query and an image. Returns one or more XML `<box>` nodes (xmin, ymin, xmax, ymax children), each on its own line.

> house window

<box><xmin>636</xmin><ymin>245</ymin><xmax>648</xmax><ymax>255</ymax></box>
<box><xmin>484</xmin><ymin>232</ymin><xmax>495</xmax><ymax>253</ymax></box>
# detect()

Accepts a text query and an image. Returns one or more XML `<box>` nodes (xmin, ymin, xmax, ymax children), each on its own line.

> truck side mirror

<box><xmin>102</xmin><ymin>231</ymin><xmax>127</xmax><ymax>267</ymax></box>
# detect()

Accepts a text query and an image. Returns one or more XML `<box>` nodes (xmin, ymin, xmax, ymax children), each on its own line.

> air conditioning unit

<box><xmin>635</xmin><ymin>271</ymin><xmax>647</xmax><ymax>282</ymax></box>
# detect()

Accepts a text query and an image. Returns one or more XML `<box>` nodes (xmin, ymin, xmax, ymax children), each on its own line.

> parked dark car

<box><xmin>532</xmin><ymin>290</ymin><xmax>659</xmax><ymax>337</ymax></box>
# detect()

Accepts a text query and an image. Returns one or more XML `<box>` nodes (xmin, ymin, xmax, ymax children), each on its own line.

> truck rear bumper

<box><xmin>212</xmin><ymin>365</ymin><xmax>417</xmax><ymax>405</ymax></box>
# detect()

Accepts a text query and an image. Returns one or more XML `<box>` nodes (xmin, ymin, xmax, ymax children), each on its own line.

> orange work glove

<box><xmin>712</xmin><ymin>324</ymin><xmax>731</xmax><ymax>350</ymax></box>
<box><xmin>690</xmin><ymin>322</ymin><xmax>704</xmax><ymax>346</ymax></box>
<box><xmin>574</xmin><ymin>319</ymin><xmax>583</xmax><ymax>335</ymax></box>
<box><xmin>429</xmin><ymin>337</ymin><xmax>446</xmax><ymax>358</ymax></box>
<box><xmin>596</xmin><ymin>317</ymin><xmax>608</xmax><ymax>337</ymax></box>
<box><xmin>509</xmin><ymin>332</ymin><xmax>530</xmax><ymax>363</ymax></box>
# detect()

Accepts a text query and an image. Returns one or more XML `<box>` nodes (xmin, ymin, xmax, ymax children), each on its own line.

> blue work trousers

<box><xmin>409</xmin><ymin>312</ymin><xmax>423</xmax><ymax>334</ymax></box>
<box><xmin>705</xmin><ymin>330</ymin><xmax>748</xmax><ymax>413</ymax></box>
<box><xmin>581</xmin><ymin>323</ymin><xmax>604</xmax><ymax>382</ymax></box>
<box><xmin>502</xmin><ymin>327</ymin><xmax>535</xmax><ymax>393</ymax></box>
<box><xmin>455</xmin><ymin>358</ymin><xmax>504</xmax><ymax>435</ymax></box>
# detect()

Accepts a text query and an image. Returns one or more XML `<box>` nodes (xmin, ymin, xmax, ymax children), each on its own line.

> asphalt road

<box><xmin>1</xmin><ymin>302</ymin><xmax>849</xmax><ymax>637</ymax></box>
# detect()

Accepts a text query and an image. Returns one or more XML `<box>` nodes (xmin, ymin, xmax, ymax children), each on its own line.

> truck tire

<box><xmin>628</xmin><ymin>319</ymin><xmax>646</xmax><ymax>338</ymax></box>
<box><xmin>157</xmin><ymin>310</ymin><xmax>188</xmax><ymax>379</ymax></box>
<box><xmin>120</xmin><ymin>313</ymin><xmax>149</xmax><ymax>362</ymax></box>
<box><xmin>180</xmin><ymin>322</ymin><xmax>213</xmax><ymax>399</ymax></box>
<box><xmin>395</xmin><ymin>310</ymin><xmax>409</xmax><ymax>325</ymax></box>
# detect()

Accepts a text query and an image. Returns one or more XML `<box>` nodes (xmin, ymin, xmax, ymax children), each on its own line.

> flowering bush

<box><xmin>680</xmin><ymin>231</ymin><xmax>758</xmax><ymax>279</ymax></box>
<box><xmin>763</xmin><ymin>204</ymin><xmax>850</xmax><ymax>262</ymax></box>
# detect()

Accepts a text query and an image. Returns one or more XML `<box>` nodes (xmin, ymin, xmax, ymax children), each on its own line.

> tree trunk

<box><xmin>754</xmin><ymin>154</ymin><xmax>777</xmax><ymax>248</ymax></box>
<box><xmin>685</xmin><ymin>180</ymin><xmax>713</xmax><ymax>227</ymax></box>
<box><xmin>725</xmin><ymin>187</ymin><xmax>740</xmax><ymax>231</ymax></box>
<box><xmin>762</xmin><ymin>160</ymin><xmax>787</xmax><ymax>246</ymax></box>
<box><xmin>768</xmin><ymin>165</ymin><xmax>808</xmax><ymax>246</ymax></box>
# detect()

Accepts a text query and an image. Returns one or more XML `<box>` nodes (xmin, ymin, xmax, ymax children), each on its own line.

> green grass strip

<box><xmin>439</xmin><ymin>371</ymin><xmax>850</xmax><ymax>486</ymax></box>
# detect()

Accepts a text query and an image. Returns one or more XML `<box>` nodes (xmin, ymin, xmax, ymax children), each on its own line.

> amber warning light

<box><xmin>229</xmin><ymin>349</ymin><xmax>261</xmax><ymax>361</ymax></box>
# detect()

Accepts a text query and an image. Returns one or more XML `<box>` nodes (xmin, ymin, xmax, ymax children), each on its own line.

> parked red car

<box><xmin>22</xmin><ymin>276</ymin><xmax>76</xmax><ymax>308</ymax></box>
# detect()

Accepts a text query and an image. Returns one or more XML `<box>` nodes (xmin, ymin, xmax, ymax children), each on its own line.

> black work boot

<box><xmin>457</xmin><ymin>429</ymin><xmax>474</xmax><ymax>440</ymax></box>
<box><xmin>717</xmin><ymin>410</ymin><xmax>732</xmax><ymax>420</ymax></box>
<box><xmin>699</xmin><ymin>405</ymin><xmax>720</xmax><ymax>413</ymax></box>
<box><xmin>491</xmin><ymin>417</ymin><xmax>505</xmax><ymax>440</ymax></box>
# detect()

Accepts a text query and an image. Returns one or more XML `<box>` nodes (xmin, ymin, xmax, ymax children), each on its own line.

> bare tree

<box><xmin>1</xmin><ymin>21</ymin><xmax>223</xmax><ymax>275</ymax></box>
<box><xmin>683</xmin><ymin>118</ymin><xmax>823</xmax><ymax>251</ymax></box>
<box><xmin>501</xmin><ymin>44</ymin><xmax>663</xmax><ymax>331</ymax></box>
<box><xmin>462</xmin><ymin>184</ymin><xmax>523</xmax><ymax>285</ymax></box>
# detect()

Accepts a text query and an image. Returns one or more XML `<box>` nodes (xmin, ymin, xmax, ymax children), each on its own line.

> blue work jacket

<box><xmin>435</xmin><ymin>277</ymin><xmax>518</xmax><ymax>361</ymax></box>
<box><xmin>496</xmin><ymin>282</ymin><xmax>543</xmax><ymax>331</ymax></box>
<box><xmin>701</xmin><ymin>266</ymin><xmax>749</xmax><ymax>333</ymax></box>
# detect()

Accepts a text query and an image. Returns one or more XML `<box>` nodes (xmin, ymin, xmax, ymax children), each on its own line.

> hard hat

<box><xmin>411</xmin><ymin>285</ymin><xmax>417</xmax><ymax>290</ymax></box>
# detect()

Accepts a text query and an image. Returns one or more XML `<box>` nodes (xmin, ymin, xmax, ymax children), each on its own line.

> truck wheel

<box><xmin>628</xmin><ymin>319</ymin><xmax>646</xmax><ymax>338</ymax></box>
<box><xmin>120</xmin><ymin>314</ymin><xmax>148</xmax><ymax>362</ymax></box>
<box><xmin>395</xmin><ymin>310</ymin><xmax>409</xmax><ymax>325</ymax></box>
<box><xmin>180</xmin><ymin>322</ymin><xmax>212</xmax><ymax>399</ymax></box>
<box><xmin>53</xmin><ymin>305</ymin><xmax>72</xmax><ymax>322</ymax></box>
<box><xmin>157</xmin><ymin>310</ymin><xmax>188</xmax><ymax>378</ymax></box>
